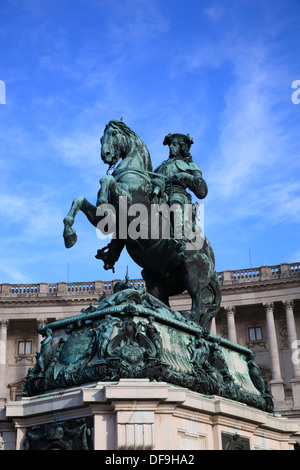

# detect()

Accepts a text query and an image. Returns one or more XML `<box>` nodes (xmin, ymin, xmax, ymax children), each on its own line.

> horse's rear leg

<box><xmin>142</xmin><ymin>269</ymin><xmax>170</xmax><ymax>307</ymax></box>
<box><xmin>181</xmin><ymin>256</ymin><xmax>210</xmax><ymax>327</ymax></box>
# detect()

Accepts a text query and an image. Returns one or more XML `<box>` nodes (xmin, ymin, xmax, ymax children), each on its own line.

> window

<box><xmin>18</xmin><ymin>341</ymin><xmax>32</xmax><ymax>355</ymax></box>
<box><xmin>248</xmin><ymin>327</ymin><xmax>262</xmax><ymax>342</ymax></box>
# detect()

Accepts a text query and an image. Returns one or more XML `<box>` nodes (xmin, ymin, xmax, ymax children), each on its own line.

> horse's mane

<box><xmin>105</xmin><ymin>120</ymin><xmax>153</xmax><ymax>172</ymax></box>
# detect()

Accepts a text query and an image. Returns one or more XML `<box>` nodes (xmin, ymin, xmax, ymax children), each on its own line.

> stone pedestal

<box><xmin>3</xmin><ymin>288</ymin><xmax>297</xmax><ymax>450</ymax></box>
<box><xmin>22</xmin><ymin>289</ymin><xmax>274</xmax><ymax>414</ymax></box>
<box><xmin>3</xmin><ymin>380</ymin><xmax>298</xmax><ymax>450</ymax></box>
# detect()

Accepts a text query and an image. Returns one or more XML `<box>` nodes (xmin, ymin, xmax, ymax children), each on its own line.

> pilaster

<box><xmin>283</xmin><ymin>300</ymin><xmax>300</xmax><ymax>409</ymax></box>
<box><xmin>0</xmin><ymin>320</ymin><xmax>9</xmax><ymax>405</ymax></box>
<box><xmin>225</xmin><ymin>306</ymin><xmax>237</xmax><ymax>343</ymax></box>
<box><xmin>264</xmin><ymin>302</ymin><xmax>285</xmax><ymax>409</ymax></box>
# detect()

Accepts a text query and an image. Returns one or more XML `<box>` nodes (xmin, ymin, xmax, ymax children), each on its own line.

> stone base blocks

<box><xmin>4</xmin><ymin>379</ymin><xmax>298</xmax><ymax>450</ymax></box>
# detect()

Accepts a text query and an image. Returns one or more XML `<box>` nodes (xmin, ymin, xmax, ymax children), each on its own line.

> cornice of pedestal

<box><xmin>5</xmin><ymin>379</ymin><xmax>299</xmax><ymax>438</ymax></box>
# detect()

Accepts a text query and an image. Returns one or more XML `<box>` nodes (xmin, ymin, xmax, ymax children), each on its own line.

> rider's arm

<box><xmin>174</xmin><ymin>170</ymin><xmax>208</xmax><ymax>199</ymax></box>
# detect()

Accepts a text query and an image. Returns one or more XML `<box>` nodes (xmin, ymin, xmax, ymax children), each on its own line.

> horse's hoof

<box><xmin>63</xmin><ymin>228</ymin><xmax>77</xmax><ymax>248</ymax></box>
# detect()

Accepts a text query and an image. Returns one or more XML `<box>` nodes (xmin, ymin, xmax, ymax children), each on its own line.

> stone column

<box><xmin>283</xmin><ymin>300</ymin><xmax>300</xmax><ymax>409</ymax></box>
<box><xmin>264</xmin><ymin>302</ymin><xmax>285</xmax><ymax>409</ymax></box>
<box><xmin>0</xmin><ymin>320</ymin><xmax>9</xmax><ymax>406</ymax></box>
<box><xmin>225</xmin><ymin>306</ymin><xmax>237</xmax><ymax>343</ymax></box>
<box><xmin>210</xmin><ymin>317</ymin><xmax>217</xmax><ymax>335</ymax></box>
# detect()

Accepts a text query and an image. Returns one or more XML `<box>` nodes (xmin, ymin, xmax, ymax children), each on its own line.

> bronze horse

<box><xmin>63</xmin><ymin>120</ymin><xmax>221</xmax><ymax>328</ymax></box>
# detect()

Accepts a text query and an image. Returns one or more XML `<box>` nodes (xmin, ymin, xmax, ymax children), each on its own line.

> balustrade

<box><xmin>11</xmin><ymin>285</ymin><xmax>39</xmax><ymax>295</ymax></box>
<box><xmin>232</xmin><ymin>269</ymin><xmax>260</xmax><ymax>281</ymax></box>
<box><xmin>67</xmin><ymin>283</ymin><xmax>95</xmax><ymax>294</ymax></box>
<box><xmin>270</xmin><ymin>266</ymin><xmax>280</xmax><ymax>277</ymax></box>
<box><xmin>290</xmin><ymin>263</ymin><xmax>300</xmax><ymax>275</ymax></box>
<box><xmin>1</xmin><ymin>262</ymin><xmax>299</xmax><ymax>297</ymax></box>
<box><xmin>48</xmin><ymin>285</ymin><xmax>57</xmax><ymax>293</ymax></box>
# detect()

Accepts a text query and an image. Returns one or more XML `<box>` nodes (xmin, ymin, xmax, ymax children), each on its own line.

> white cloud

<box><xmin>224</xmin><ymin>181</ymin><xmax>300</xmax><ymax>225</ymax></box>
<box><xmin>1</xmin><ymin>0</ymin><xmax>300</xmax><ymax>283</ymax></box>
<box><xmin>205</xmin><ymin>41</ymin><xmax>299</xmax><ymax>198</ymax></box>
<box><xmin>0</xmin><ymin>263</ymin><xmax>30</xmax><ymax>284</ymax></box>
<box><xmin>204</xmin><ymin>4</ymin><xmax>225</xmax><ymax>21</ymax></box>
<box><xmin>103</xmin><ymin>0</ymin><xmax>169</xmax><ymax>46</ymax></box>
<box><xmin>50</xmin><ymin>129</ymin><xmax>102</xmax><ymax>170</ymax></box>
<box><xmin>0</xmin><ymin>192</ymin><xmax>63</xmax><ymax>242</ymax></box>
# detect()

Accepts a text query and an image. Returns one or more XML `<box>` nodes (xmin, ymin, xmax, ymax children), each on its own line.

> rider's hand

<box><xmin>174</xmin><ymin>172</ymin><xmax>193</xmax><ymax>183</ymax></box>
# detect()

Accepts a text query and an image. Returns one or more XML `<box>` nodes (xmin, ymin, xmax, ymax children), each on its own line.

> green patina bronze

<box><xmin>23</xmin><ymin>279</ymin><xmax>273</xmax><ymax>412</ymax></box>
<box><xmin>63</xmin><ymin>120</ymin><xmax>220</xmax><ymax>328</ymax></box>
<box><xmin>23</xmin><ymin>119</ymin><xmax>274</xmax><ymax>416</ymax></box>
<box><xmin>23</xmin><ymin>417</ymin><xmax>93</xmax><ymax>450</ymax></box>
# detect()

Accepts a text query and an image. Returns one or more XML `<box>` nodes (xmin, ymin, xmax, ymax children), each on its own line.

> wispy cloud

<box><xmin>179</xmin><ymin>28</ymin><xmax>300</xmax><ymax>196</ymax></box>
<box><xmin>0</xmin><ymin>191</ymin><xmax>63</xmax><ymax>242</ymax></box>
<box><xmin>1</xmin><ymin>0</ymin><xmax>300</xmax><ymax>283</ymax></box>
<box><xmin>218</xmin><ymin>181</ymin><xmax>300</xmax><ymax>226</ymax></box>
<box><xmin>50</xmin><ymin>128</ymin><xmax>103</xmax><ymax>170</ymax></box>
<box><xmin>204</xmin><ymin>3</ymin><xmax>225</xmax><ymax>22</ymax></box>
<box><xmin>0</xmin><ymin>262</ymin><xmax>31</xmax><ymax>284</ymax></box>
<box><xmin>103</xmin><ymin>0</ymin><xmax>169</xmax><ymax>47</ymax></box>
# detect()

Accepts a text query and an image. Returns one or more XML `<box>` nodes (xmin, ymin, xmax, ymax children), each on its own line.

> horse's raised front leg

<box><xmin>97</xmin><ymin>175</ymin><xmax>115</xmax><ymax>205</ymax></box>
<box><xmin>97</xmin><ymin>175</ymin><xmax>132</xmax><ymax>206</ymax></box>
<box><xmin>63</xmin><ymin>196</ymin><xmax>98</xmax><ymax>248</ymax></box>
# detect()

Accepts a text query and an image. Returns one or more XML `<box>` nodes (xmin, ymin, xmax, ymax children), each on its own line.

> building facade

<box><xmin>0</xmin><ymin>262</ymin><xmax>299</xmax><ymax>420</ymax></box>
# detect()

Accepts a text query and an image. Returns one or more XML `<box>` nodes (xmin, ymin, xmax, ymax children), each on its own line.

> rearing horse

<box><xmin>63</xmin><ymin>120</ymin><xmax>221</xmax><ymax>328</ymax></box>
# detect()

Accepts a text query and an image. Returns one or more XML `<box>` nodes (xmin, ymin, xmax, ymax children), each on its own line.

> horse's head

<box><xmin>100</xmin><ymin>119</ymin><xmax>152</xmax><ymax>172</ymax></box>
<box><xmin>100</xmin><ymin>120</ymin><xmax>131</xmax><ymax>169</ymax></box>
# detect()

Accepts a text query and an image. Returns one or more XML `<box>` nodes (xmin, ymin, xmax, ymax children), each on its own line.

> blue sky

<box><xmin>1</xmin><ymin>0</ymin><xmax>300</xmax><ymax>285</ymax></box>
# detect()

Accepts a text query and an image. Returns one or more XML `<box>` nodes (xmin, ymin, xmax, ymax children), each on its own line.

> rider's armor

<box><xmin>154</xmin><ymin>157</ymin><xmax>205</xmax><ymax>247</ymax></box>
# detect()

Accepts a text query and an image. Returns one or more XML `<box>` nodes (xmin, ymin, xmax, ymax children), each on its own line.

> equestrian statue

<box><xmin>63</xmin><ymin>119</ymin><xmax>221</xmax><ymax>328</ymax></box>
